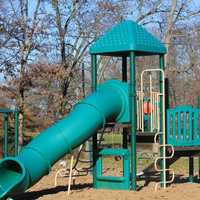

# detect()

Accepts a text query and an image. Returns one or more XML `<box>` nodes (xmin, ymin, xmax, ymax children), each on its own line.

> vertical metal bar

<box><xmin>189</xmin><ymin>111</ymin><xmax>193</xmax><ymax>143</ymax></box>
<box><xmin>14</xmin><ymin>110</ymin><xmax>19</xmax><ymax>156</ymax></box>
<box><xmin>194</xmin><ymin>111</ymin><xmax>197</xmax><ymax>141</ymax></box>
<box><xmin>178</xmin><ymin>111</ymin><xmax>181</xmax><ymax>142</ymax></box>
<box><xmin>198</xmin><ymin>96</ymin><xmax>200</xmax><ymax>178</ymax></box>
<box><xmin>122</xmin><ymin>56</ymin><xmax>128</xmax><ymax>149</ymax></box>
<box><xmin>130</xmin><ymin>51</ymin><xmax>137</xmax><ymax>190</ymax></box>
<box><xmin>91</xmin><ymin>54</ymin><xmax>97</xmax><ymax>187</ymax></box>
<box><xmin>140</xmin><ymin>72</ymin><xmax>144</xmax><ymax>132</ymax></box>
<box><xmin>189</xmin><ymin>110</ymin><xmax>194</xmax><ymax>181</ymax></box>
<box><xmin>3</xmin><ymin>113</ymin><xmax>8</xmax><ymax>157</ymax></box>
<box><xmin>157</xmin><ymin>94</ymin><xmax>160</xmax><ymax>131</ymax></box>
<box><xmin>172</xmin><ymin>112</ymin><xmax>176</xmax><ymax>142</ymax></box>
<box><xmin>165</xmin><ymin>78</ymin><xmax>170</xmax><ymax>110</ymax></box>
<box><xmin>122</xmin><ymin>56</ymin><xmax>127</xmax><ymax>82</ymax></box>
<box><xmin>122</xmin><ymin>128</ymin><xmax>128</xmax><ymax>149</ymax></box>
<box><xmin>167</xmin><ymin>111</ymin><xmax>171</xmax><ymax>143</ymax></box>
<box><xmin>150</xmin><ymin>75</ymin><xmax>153</xmax><ymax>132</ymax></box>
<box><xmin>137</xmin><ymin>94</ymin><xmax>139</xmax><ymax>130</ymax></box>
<box><xmin>183</xmin><ymin>112</ymin><xmax>187</xmax><ymax>143</ymax></box>
<box><xmin>165</xmin><ymin>77</ymin><xmax>170</xmax><ymax>180</ymax></box>
<box><xmin>165</xmin><ymin>78</ymin><xmax>170</xmax><ymax>140</ymax></box>
<box><xmin>91</xmin><ymin>55</ymin><xmax>97</xmax><ymax>92</ymax></box>
<box><xmin>159</xmin><ymin>54</ymin><xmax>165</xmax><ymax>187</ymax></box>
<box><xmin>189</xmin><ymin>157</ymin><xmax>194</xmax><ymax>182</ymax></box>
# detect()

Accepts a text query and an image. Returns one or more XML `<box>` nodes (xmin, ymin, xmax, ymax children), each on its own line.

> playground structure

<box><xmin>0</xmin><ymin>20</ymin><xmax>200</xmax><ymax>199</ymax></box>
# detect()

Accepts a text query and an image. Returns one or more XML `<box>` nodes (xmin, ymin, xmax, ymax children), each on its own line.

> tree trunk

<box><xmin>18</xmin><ymin>112</ymin><xmax>24</xmax><ymax>148</ymax></box>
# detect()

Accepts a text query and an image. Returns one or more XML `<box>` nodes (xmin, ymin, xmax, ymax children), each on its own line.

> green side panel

<box><xmin>167</xmin><ymin>105</ymin><xmax>200</xmax><ymax>147</ymax></box>
<box><xmin>0</xmin><ymin>80</ymin><xmax>130</xmax><ymax>199</ymax></box>
<box><xmin>95</xmin><ymin>148</ymin><xmax>130</xmax><ymax>190</ymax></box>
<box><xmin>90</xmin><ymin>20</ymin><xmax>166</xmax><ymax>55</ymax></box>
<box><xmin>3</xmin><ymin>113</ymin><xmax>8</xmax><ymax>158</ymax></box>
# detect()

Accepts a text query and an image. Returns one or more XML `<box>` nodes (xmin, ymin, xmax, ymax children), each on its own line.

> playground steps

<box><xmin>136</xmin><ymin>131</ymin><xmax>155</xmax><ymax>143</ymax></box>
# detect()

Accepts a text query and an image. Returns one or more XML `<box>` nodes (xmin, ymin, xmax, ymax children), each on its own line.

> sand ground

<box><xmin>14</xmin><ymin>163</ymin><xmax>200</xmax><ymax>200</ymax></box>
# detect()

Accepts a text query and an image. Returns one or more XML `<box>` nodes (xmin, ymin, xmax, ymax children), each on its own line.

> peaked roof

<box><xmin>90</xmin><ymin>20</ymin><xmax>166</xmax><ymax>56</ymax></box>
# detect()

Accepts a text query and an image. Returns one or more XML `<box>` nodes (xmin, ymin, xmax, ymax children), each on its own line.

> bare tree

<box><xmin>50</xmin><ymin>0</ymin><xmax>125</xmax><ymax>117</ymax></box>
<box><xmin>0</xmin><ymin>0</ymin><xmax>48</xmax><ymax>146</ymax></box>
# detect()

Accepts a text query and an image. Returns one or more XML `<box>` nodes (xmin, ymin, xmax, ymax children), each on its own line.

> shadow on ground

<box><xmin>14</xmin><ymin>183</ymin><xmax>92</xmax><ymax>200</ymax></box>
<box><xmin>13</xmin><ymin>173</ymin><xmax>200</xmax><ymax>199</ymax></box>
<box><xmin>138</xmin><ymin>171</ymin><xmax>200</xmax><ymax>191</ymax></box>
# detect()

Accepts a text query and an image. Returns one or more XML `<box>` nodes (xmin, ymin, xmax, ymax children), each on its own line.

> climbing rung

<box><xmin>155</xmin><ymin>169</ymin><xmax>175</xmax><ymax>191</ymax></box>
<box><xmin>154</xmin><ymin>143</ymin><xmax>175</xmax><ymax>190</ymax></box>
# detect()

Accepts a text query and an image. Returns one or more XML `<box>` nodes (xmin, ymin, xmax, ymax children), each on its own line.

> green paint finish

<box><xmin>95</xmin><ymin>148</ymin><xmax>130</xmax><ymax>190</ymax></box>
<box><xmin>198</xmin><ymin>96</ymin><xmax>200</xmax><ymax>178</ymax></box>
<box><xmin>90</xmin><ymin>20</ymin><xmax>166</xmax><ymax>56</ymax></box>
<box><xmin>198</xmin><ymin>96</ymin><xmax>200</xmax><ymax>108</ymax></box>
<box><xmin>167</xmin><ymin>105</ymin><xmax>200</xmax><ymax>146</ymax></box>
<box><xmin>0</xmin><ymin>158</ymin><xmax>27</xmax><ymax>199</ymax></box>
<box><xmin>91</xmin><ymin>55</ymin><xmax>97</xmax><ymax>91</ymax></box>
<box><xmin>3</xmin><ymin>114</ymin><xmax>8</xmax><ymax>158</ymax></box>
<box><xmin>0</xmin><ymin>109</ymin><xmax>16</xmax><ymax>113</ymax></box>
<box><xmin>0</xmin><ymin>80</ymin><xmax>130</xmax><ymax>199</ymax></box>
<box><xmin>91</xmin><ymin>54</ymin><xmax>98</xmax><ymax>186</ymax></box>
<box><xmin>189</xmin><ymin>157</ymin><xmax>194</xmax><ymax>182</ymax></box>
<box><xmin>1</xmin><ymin>110</ymin><xmax>19</xmax><ymax>158</ymax></box>
<box><xmin>130</xmin><ymin>51</ymin><xmax>137</xmax><ymax>190</ymax></box>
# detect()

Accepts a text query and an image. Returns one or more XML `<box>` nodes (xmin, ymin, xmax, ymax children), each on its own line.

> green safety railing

<box><xmin>0</xmin><ymin>109</ymin><xmax>19</xmax><ymax>158</ymax></box>
<box><xmin>167</xmin><ymin>105</ymin><xmax>200</xmax><ymax>147</ymax></box>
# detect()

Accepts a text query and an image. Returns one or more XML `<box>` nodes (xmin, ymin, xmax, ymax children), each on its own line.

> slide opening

<box><xmin>1</xmin><ymin>160</ymin><xmax>23</xmax><ymax>174</ymax></box>
<box><xmin>0</xmin><ymin>158</ymin><xmax>25</xmax><ymax>198</ymax></box>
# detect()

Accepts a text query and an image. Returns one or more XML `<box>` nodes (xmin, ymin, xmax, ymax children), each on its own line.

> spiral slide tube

<box><xmin>0</xmin><ymin>80</ymin><xmax>129</xmax><ymax>199</ymax></box>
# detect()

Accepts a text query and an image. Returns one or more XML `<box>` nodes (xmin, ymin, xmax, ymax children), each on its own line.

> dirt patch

<box><xmin>14</xmin><ymin>163</ymin><xmax>200</xmax><ymax>200</ymax></box>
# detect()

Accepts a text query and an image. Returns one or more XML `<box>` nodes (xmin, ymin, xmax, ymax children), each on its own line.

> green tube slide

<box><xmin>0</xmin><ymin>80</ymin><xmax>129</xmax><ymax>199</ymax></box>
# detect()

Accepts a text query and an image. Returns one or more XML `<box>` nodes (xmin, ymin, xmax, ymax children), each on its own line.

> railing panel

<box><xmin>167</xmin><ymin>106</ymin><xmax>200</xmax><ymax>147</ymax></box>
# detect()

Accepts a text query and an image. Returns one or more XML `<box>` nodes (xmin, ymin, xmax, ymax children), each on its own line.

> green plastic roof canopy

<box><xmin>90</xmin><ymin>20</ymin><xmax>166</xmax><ymax>56</ymax></box>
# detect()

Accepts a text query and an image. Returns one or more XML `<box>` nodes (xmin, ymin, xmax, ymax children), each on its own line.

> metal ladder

<box><xmin>139</xmin><ymin>69</ymin><xmax>174</xmax><ymax>190</ymax></box>
<box><xmin>153</xmin><ymin>131</ymin><xmax>175</xmax><ymax>191</ymax></box>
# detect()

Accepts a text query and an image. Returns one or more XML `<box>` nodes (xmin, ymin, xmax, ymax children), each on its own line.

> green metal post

<box><xmin>92</xmin><ymin>54</ymin><xmax>97</xmax><ymax>91</ymax></box>
<box><xmin>91</xmin><ymin>54</ymin><xmax>98</xmax><ymax>187</ymax></box>
<box><xmin>122</xmin><ymin>56</ymin><xmax>128</xmax><ymax>149</ymax></box>
<box><xmin>122</xmin><ymin>128</ymin><xmax>128</xmax><ymax>149</ymax></box>
<box><xmin>198</xmin><ymin>96</ymin><xmax>200</xmax><ymax>178</ymax></box>
<box><xmin>189</xmin><ymin>157</ymin><xmax>194</xmax><ymax>182</ymax></box>
<box><xmin>130</xmin><ymin>51</ymin><xmax>137</xmax><ymax>190</ymax></box>
<box><xmin>159</xmin><ymin>54</ymin><xmax>165</xmax><ymax>187</ymax></box>
<box><xmin>3</xmin><ymin>113</ymin><xmax>8</xmax><ymax>157</ymax></box>
<box><xmin>165</xmin><ymin>78</ymin><xmax>170</xmax><ymax>180</ymax></box>
<box><xmin>198</xmin><ymin>96</ymin><xmax>200</xmax><ymax>107</ymax></box>
<box><xmin>122</xmin><ymin>56</ymin><xmax>127</xmax><ymax>82</ymax></box>
<box><xmin>14</xmin><ymin>111</ymin><xmax>19</xmax><ymax>156</ymax></box>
